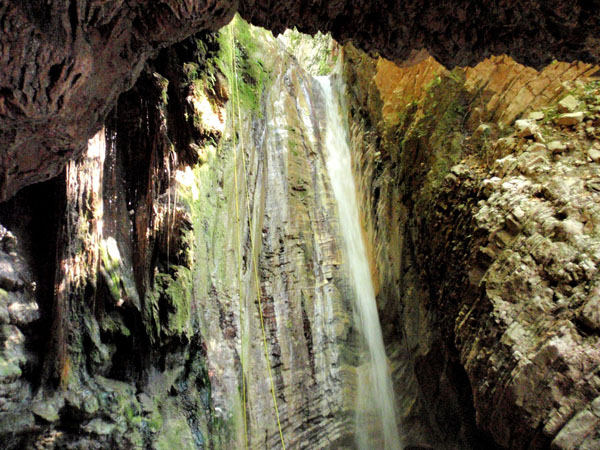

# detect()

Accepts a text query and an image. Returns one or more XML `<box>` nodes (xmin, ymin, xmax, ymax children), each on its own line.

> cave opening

<box><xmin>0</xmin><ymin>4</ymin><xmax>599</xmax><ymax>450</ymax></box>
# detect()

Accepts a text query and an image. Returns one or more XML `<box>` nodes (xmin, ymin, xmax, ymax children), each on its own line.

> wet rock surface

<box><xmin>0</xmin><ymin>22</ymin><xmax>370</xmax><ymax>449</ymax></box>
<box><xmin>183</xmin><ymin>23</ymin><xmax>360</xmax><ymax>448</ymax></box>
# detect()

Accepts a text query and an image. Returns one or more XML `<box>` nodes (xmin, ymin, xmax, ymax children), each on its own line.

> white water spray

<box><xmin>316</xmin><ymin>75</ymin><xmax>402</xmax><ymax>450</ymax></box>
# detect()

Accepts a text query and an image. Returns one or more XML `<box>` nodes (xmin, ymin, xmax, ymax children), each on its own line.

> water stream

<box><xmin>316</xmin><ymin>75</ymin><xmax>402</xmax><ymax>450</ymax></box>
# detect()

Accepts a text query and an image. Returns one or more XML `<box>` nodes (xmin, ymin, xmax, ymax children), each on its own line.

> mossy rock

<box><xmin>146</xmin><ymin>265</ymin><xmax>193</xmax><ymax>339</ymax></box>
<box><xmin>0</xmin><ymin>357</ymin><xmax>21</xmax><ymax>380</ymax></box>
<box><xmin>154</xmin><ymin>411</ymin><xmax>195</xmax><ymax>450</ymax></box>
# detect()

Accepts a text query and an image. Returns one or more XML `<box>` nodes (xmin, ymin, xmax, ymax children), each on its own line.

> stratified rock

<box><xmin>558</xmin><ymin>95</ymin><xmax>579</xmax><ymax>113</ymax></box>
<box><xmin>343</xmin><ymin>42</ymin><xmax>600</xmax><ymax>450</ymax></box>
<box><xmin>548</xmin><ymin>140</ymin><xmax>567</xmax><ymax>153</ymax></box>
<box><xmin>580</xmin><ymin>293</ymin><xmax>600</xmax><ymax>331</ymax></box>
<box><xmin>187</xmin><ymin>24</ymin><xmax>358</xmax><ymax>447</ymax></box>
<box><xmin>551</xmin><ymin>397</ymin><xmax>600</xmax><ymax>449</ymax></box>
<box><xmin>556</xmin><ymin>112</ymin><xmax>585</xmax><ymax>126</ymax></box>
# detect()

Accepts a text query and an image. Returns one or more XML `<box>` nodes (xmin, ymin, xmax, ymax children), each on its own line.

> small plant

<box><xmin>183</xmin><ymin>62</ymin><xmax>200</xmax><ymax>81</ymax></box>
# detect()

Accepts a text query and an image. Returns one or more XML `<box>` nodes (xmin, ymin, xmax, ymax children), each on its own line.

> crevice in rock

<box><xmin>0</xmin><ymin>175</ymin><xmax>64</xmax><ymax>390</ymax></box>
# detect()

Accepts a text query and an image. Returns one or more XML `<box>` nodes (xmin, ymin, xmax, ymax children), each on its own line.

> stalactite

<box><xmin>48</xmin><ymin>128</ymin><xmax>106</xmax><ymax>387</ymax></box>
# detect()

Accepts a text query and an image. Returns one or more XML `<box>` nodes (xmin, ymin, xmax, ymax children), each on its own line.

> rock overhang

<box><xmin>0</xmin><ymin>0</ymin><xmax>599</xmax><ymax>200</ymax></box>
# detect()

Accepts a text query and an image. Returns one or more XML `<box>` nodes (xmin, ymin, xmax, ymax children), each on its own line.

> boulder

<box><xmin>548</xmin><ymin>141</ymin><xmax>567</xmax><ymax>154</ymax></box>
<box><xmin>557</xmin><ymin>95</ymin><xmax>579</xmax><ymax>113</ymax></box>
<box><xmin>588</xmin><ymin>148</ymin><xmax>600</xmax><ymax>163</ymax></box>
<box><xmin>556</xmin><ymin>112</ymin><xmax>585</xmax><ymax>126</ymax></box>
<box><xmin>515</xmin><ymin>119</ymin><xmax>540</xmax><ymax>138</ymax></box>
<box><xmin>528</xmin><ymin>111</ymin><xmax>545</xmax><ymax>121</ymax></box>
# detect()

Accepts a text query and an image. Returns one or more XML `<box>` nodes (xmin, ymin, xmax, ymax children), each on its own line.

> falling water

<box><xmin>316</xmin><ymin>75</ymin><xmax>402</xmax><ymax>450</ymax></box>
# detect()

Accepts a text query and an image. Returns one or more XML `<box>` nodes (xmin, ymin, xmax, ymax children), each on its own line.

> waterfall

<box><xmin>315</xmin><ymin>75</ymin><xmax>402</xmax><ymax>450</ymax></box>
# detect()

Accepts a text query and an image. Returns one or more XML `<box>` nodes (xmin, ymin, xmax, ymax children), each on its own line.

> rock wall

<box><xmin>0</xmin><ymin>32</ymin><xmax>227</xmax><ymax>449</ymax></box>
<box><xmin>182</xmin><ymin>19</ymin><xmax>361</xmax><ymax>448</ymax></box>
<box><xmin>1</xmin><ymin>11</ymin><xmax>600</xmax><ymax>449</ymax></box>
<box><xmin>343</xmin><ymin>43</ymin><xmax>600</xmax><ymax>449</ymax></box>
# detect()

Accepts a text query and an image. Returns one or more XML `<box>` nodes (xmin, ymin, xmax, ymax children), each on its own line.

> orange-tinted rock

<box><xmin>345</xmin><ymin>42</ymin><xmax>600</xmax><ymax>450</ymax></box>
<box><xmin>374</xmin><ymin>56</ymin><xmax>445</xmax><ymax>126</ymax></box>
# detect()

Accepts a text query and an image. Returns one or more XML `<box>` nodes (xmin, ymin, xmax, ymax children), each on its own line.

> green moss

<box><xmin>152</xmin><ymin>73</ymin><xmax>170</xmax><ymax>105</ymax></box>
<box><xmin>424</xmin><ymin>74</ymin><xmax>442</xmax><ymax>92</ymax></box>
<box><xmin>217</xmin><ymin>15</ymin><xmax>271</xmax><ymax>115</ymax></box>
<box><xmin>183</xmin><ymin>62</ymin><xmax>200</xmax><ymax>81</ymax></box>
<box><xmin>581</xmin><ymin>79</ymin><xmax>600</xmax><ymax>104</ymax></box>
<box><xmin>100</xmin><ymin>313</ymin><xmax>131</xmax><ymax>337</ymax></box>
<box><xmin>100</xmin><ymin>237</ymin><xmax>139</xmax><ymax>308</ymax></box>
<box><xmin>154</xmin><ymin>412</ymin><xmax>196</xmax><ymax>450</ymax></box>
<box><xmin>282</xmin><ymin>28</ymin><xmax>337</xmax><ymax>76</ymax></box>
<box><xmin>100</xmin><ymin>239</ymin><xmax>123</xmax><ymax>302</ymax></box>
<box><xmin>92</xmin><ymin>374</ymin><xmax>151</xmax><ymax>441</ymax></box>
<box><xmin>148</xmin><ymin>412</ymin><xmax>164</xmax><ymax>433</ymax></box>
<box><xmin>146</xmin><ymin>264</ymin><xmax>193</xmax><ymax>339</ymax></box>
<box><xmin>0</xmin><ymin>357</ymin><xmax>21</xmax><ymax>379</ymax></box>
<box><xmin>289</xmin><ymin>138</ymin><xmax>299</xmax><ymax>157</ymax></box>
<box><xmin>541</xmin><ymin>106</ymin><xmax>560</xmax><ymax>125</ymax></box>
<box><xmin>124</xmin><ymin>403</ymin><xmax>136</xmax><ymax>422</ymax></box>
<box><xmin>316</xmin><ymin>46</ymin><xmax>337</xmax><ymax>76</ymax></box>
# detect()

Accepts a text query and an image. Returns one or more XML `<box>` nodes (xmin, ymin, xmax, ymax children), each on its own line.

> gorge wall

<box><xmin>185</xmin><ymin>22</ymin><xmax>357</xmax><ymax>448</ymax></box>
<box><xmin>0</xmin><ymin>19</ymin><xmax>387</xmax><ymax>449</ymax></box>
<box><xmin>343</xmin><ymin>45</ymin><xmax>600</xmax><ymax>448</ymax></box>
<box><xmin>0</xmin><ymin>29</ymin><xmax>228</xmax><ymax>449</ymax></box>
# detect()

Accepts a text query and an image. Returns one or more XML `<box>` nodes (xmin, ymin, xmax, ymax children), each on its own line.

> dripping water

<box><xmin>316</xmin><ymin>75</ymin><xmax>402</xmax><ymax>450</ymax></box>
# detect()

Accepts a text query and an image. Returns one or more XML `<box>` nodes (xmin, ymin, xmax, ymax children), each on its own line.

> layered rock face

<box><xmin>150</xmin><ymin>21</ymin><xmax>392</xmax><ymax>450</ymax></box>
<box><xmin>1</xmin><ymin>0</ymin><xmax>599</xmax><ymax>201</ymax></box>
<box><xmin>184</xmin><ymin>21</ymin><xmax>363</xmax><ymax>448</ymax></box>
<box><xmin>343</xmin><ymin>44</ymin><xmax>600</xmax><ymax>449</ymax></box>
